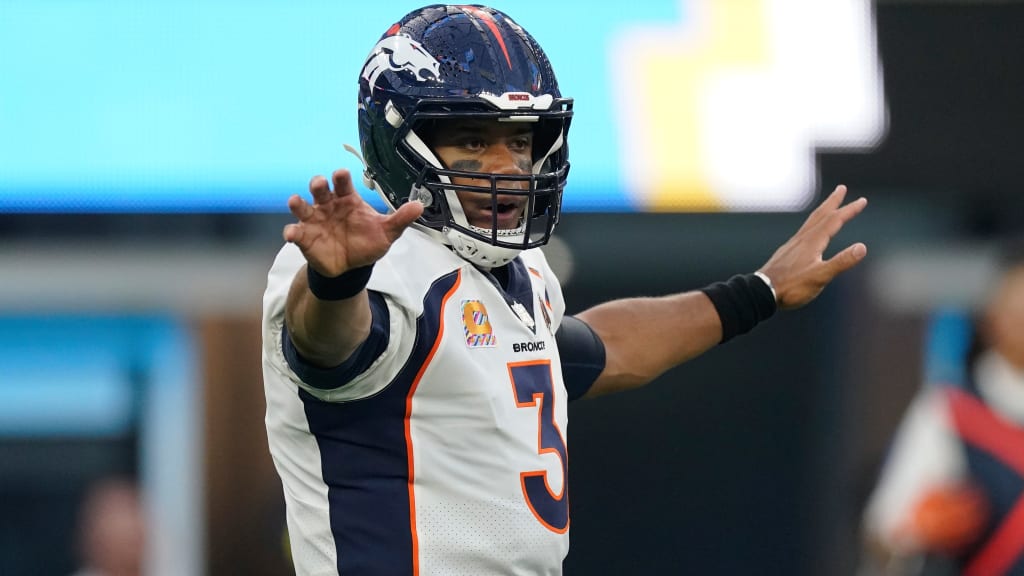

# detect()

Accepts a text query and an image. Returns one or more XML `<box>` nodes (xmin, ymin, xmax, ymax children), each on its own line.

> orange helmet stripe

<box><xmin>462</xmin><ymin>6</ymin><xmax>512</xmax><ymax>69</ymax></box>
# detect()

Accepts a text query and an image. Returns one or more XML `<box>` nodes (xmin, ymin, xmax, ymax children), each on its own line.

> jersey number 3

<box><xmin>508</xmin><ymin>361</ymin><xmax>570</xmax><ymax>533</ymax></box>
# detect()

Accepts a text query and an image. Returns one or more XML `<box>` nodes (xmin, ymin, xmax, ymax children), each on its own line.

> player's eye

<box><xmin>508</xmin><ymin>136</ymin><xmax>532</xmax><ymax>152</ymax></box>
<box><xmin>460</xmin><ymin>137</ymin><xmax>486</xmax><ymax>151</ymax></box>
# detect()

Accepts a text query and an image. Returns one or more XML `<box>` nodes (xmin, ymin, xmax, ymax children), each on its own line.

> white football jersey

<box><xmin>262</xmin><ymin>228</ymin><xmax>571</xmax><ymax>576</ymax></box>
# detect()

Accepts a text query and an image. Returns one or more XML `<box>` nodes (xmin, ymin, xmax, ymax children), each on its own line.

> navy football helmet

<box><xmin>356</xmin><ymin>4</ymin><xmax>573</xmax><ymax>267</ymax></box>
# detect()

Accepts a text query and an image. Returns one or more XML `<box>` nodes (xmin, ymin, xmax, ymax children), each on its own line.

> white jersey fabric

<box><xmin>262</xmin><ymin>228</ymin><xmax>571</xmax><ymax>576</ymax></box>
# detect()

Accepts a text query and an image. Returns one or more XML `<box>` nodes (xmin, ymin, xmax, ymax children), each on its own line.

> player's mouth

<box><xmin>465</xmin><ymin>196</ymin><xmax>526</xmax><ymax>230</ymax></box>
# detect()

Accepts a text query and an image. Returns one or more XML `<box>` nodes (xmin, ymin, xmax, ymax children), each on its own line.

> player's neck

<box><xmin>485</xmin><ymin>263</ymin><xmax>510</xmax><ymax>290</ymax></box>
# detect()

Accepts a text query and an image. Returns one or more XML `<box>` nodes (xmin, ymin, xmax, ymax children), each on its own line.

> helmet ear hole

<box><xmin>409</xmin><ymin>185</ymin><xmax>434</xmax><ymax>208</ymax></box>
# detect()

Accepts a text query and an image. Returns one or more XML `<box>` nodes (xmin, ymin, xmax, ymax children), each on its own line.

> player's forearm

<box><xmin>578</xmin><ymin>291</ymin><xmax>722</xmax><ymax>395</ymax></box>
<box><xmin>284</xmin><ymin>265</ymin><xmax>373</xmax><ymax>368</ymax></box>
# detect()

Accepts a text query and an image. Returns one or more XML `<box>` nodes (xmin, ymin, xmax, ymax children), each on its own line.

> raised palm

<box><xmin>283</xmin><ymin>169</ymin><xmax>424</xmax><ymax>277</ymax></box>
<box><xmin>758</xmin><ymin>185</ymin><xmax>868</xmax><ymax>309</ymax></box>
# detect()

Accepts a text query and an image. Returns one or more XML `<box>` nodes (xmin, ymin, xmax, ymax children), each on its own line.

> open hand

<box><xmin>758</xmin><ymin>185</ymin><xmax>868</xmax><ymax>310</ymax></box>
<box><xmin>283</xmin><ymin>169</ymin><xmax>424</xmax><ymax>276</ymax></box>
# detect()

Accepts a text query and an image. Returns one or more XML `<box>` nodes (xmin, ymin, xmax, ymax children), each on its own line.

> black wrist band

<box><xmin>307</xmin><ymin>264</ymin><xmax>374</xmax><ymax>301</ymax></box>
<box><xmin>701</xmin><ymin>273</ymin><xmax>777</xmax><ymax>343</ymax></box>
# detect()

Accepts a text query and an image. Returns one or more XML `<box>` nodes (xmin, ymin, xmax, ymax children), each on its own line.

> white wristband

<box><xmin>753</xmin><ymin>271</ymin><xmax>778</xmax><ymax>304</ymax></box>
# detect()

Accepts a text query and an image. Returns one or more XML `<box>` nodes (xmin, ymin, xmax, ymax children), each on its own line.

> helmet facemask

<box><xmin>385</xmin><ymin>96</ymin><xmax>571</xmax><ymax>268</ymax></box>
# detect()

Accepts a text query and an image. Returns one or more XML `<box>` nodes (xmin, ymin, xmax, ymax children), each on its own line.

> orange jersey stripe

<box><xmin>404</xmin><ymin>269</ymin><xmax>463</xmax><ymax>575</ymax></box>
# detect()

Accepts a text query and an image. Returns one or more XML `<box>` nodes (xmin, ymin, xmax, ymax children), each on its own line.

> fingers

<box><xmin>824</xmin><ymin>242</ymin><xmax>868</xmax><ymax>277</ymax></box>
<box><xmin>837</xmin><ymin>195</ymin><xmax>868</xmax><ymax>222</ymax></box>
<box><xmin>383</xmin><ymin>200</ymin><xmax>425</xmax><ymax>241</ymax></box>
<box><xmin>820</xmin><ymin>184</ymin><xmax>848</xmax><ymax>212</ymax></box>
<box><xmin>796</xmin><ymin>185</ymin><xmax>866</xmax><ymax>247</ymax></box>
<box><xmin>797</xmin><ymin>185</ymin><xmax>849</xmax><ymax>234</ymax></box>
<box><xmin>830</xmin><ymin>195</ymin><xmax>868</xmax><ymax>227</ymax></box>
<box><xmin>814</xmin><ymin>195</ymin><xmax>868</xmax><ymax>241</ymax></box>
<box><xmin>282</xmin><ymin>222</ymin><xmax>303</xmax><ymax>244</ymax></box>
<box><xmin>309</xmin><ymin>175</ymin><xmax>332</xmax><ymax>206</ymax></box>
<box><xmin>332</xmin><ymin>169</ymin><xmax>356</xmax><ymax>198</ymax></box>
<box><xmin>287</xmin><ymin>194</ymin><xmax>314</xmax><ymax>221</ymax></box>
<box><xmin>288</xmin><ymin>168</ymin><xmax>417</xmax><ymax>252</ymax></box>
<box><xmin>282</xmin><ymin>198</ymin><xmax>311</xmax><ymax>244</ymax></box>
<box><xmin>309</xmin><ymin>170</ymin><xmax>355</xmax><ymax>205</ymax></box>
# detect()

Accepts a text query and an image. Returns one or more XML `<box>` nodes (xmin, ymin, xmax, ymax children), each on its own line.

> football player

<box><xmin>262</xmin><ymin>5</ymin><xmax>867</xmax><ymax>575</ymax></box>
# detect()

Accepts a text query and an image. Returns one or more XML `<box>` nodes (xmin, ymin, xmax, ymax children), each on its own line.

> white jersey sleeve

<box><xmin>862</xmin><ymin>386</ymin><xmax>967</xmax><ymax>550</ymax></box>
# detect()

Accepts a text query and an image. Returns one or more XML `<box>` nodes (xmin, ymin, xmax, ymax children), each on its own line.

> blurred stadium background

<box><xmin>1</xmin><ymin>0</ymin><xmax>1022</xmax><ymax>574</ymax></box>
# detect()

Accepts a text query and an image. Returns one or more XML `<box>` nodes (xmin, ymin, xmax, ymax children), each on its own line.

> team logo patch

<box><xmin>462</xmin><ymin>300</ymin><xmax>497</xmax><ymax>348</ymax></box>
<box><xmin>361</xmin><ymin>34</ymin><xmax>441</xmax><ymax>94</ymax></box>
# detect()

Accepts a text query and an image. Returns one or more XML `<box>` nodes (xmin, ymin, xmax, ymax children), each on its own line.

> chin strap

<box><xmin>342</xmin><ymin>144</ymin><xmax>378</xmax><ymax>192</ymax></box>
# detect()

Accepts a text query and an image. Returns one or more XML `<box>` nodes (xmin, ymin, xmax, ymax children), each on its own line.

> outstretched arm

<box><xmin>284</xmin><ymin>169</ymin><xmax>423</xmax><ymax>368</ymax></box>
<box><xmin>578</xmin><ymin>185</ymin><xmax>867</xmax><ymax>397</ymax></box>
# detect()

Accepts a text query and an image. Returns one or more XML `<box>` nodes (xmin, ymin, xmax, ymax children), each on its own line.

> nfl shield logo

<box><xmin>462</xmin><ymin>300</ymin><xmax>497</xmax><ymax>348</ymax></box>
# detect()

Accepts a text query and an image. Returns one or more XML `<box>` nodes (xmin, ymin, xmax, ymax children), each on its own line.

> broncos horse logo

<box><xmin>361</xmin><ymin>34</ymin><xmax>442</xmax><ymax>93</ymax></box>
